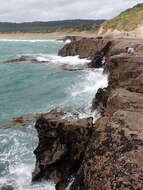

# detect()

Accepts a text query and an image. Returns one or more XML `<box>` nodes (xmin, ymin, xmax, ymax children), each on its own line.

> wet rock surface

<box><xmin>1</xmin><ymin>56</ymin><xmax>49</xmax><ymax>64</ymax></box>
<box><xmin>58</xmin><ymin>37</ymin><xmax>143</xmax><ymax>68</ymax></box>
<box><xmin>33</xmin><ymin>38</ymin><xmax>143</xmax><ymax>189</ymax></box>
<box><xmin>32</xmin><ymin>117</ymin><xmax>93</xmax><ymax>190</ymax></box>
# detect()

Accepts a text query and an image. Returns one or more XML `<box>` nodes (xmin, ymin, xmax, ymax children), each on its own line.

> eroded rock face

<box><xmin>106</xmin><ymin>55</ymin><xmax>143</xmax><ymax>90</ymax></box>
<box><xmin>88</xmin><ymin>41</ymin><xmax>112</xmax><ymax>68</ymax></box>
<box><xmin>33</xmin><ymin>39</ymin><xmax>143</xmax><ymax>190</ymax></box>
<box><xmin>91</xmin><ymin>87</ymin><xmax>110</xmax><ymax>114</ymax></box>
<box><xmin>58</xmin><ymin>38</ymin><xmax>112</xmax><ymax>60</ymax></box>
<box><xmin>71</xmin><ymin>88</ymin><xmax>143</xmax><ymax>190</ymax></box>
<box><xmin>32</xmin><ymin>117</ymin><xmax>93</xmax><ymax>190</ymax></box>
<box><xmin>58</xmin><ymin>37</ymin><xmax>143</xmax><ymax>68</ymax></box>
<box><xmin>70</xmin><ymin>52</ymin><xmax>143</xmax><ymax>189</ymax></box>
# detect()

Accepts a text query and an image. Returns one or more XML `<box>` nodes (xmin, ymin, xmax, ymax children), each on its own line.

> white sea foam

<box><xmin>0</xmin><ymin>126</ymin><xmax>56</xmax><ymax>190</ymax></box>
<box><xmin>35</xmin><ymin>54</ymin><xmax>90</xmax><ymax>66</ymax></box>
<box><xmin>0</xmin><ymin>45</ymin><xmax>108</xmax><ymax>190</ymax></box>
<box><xmin>35</xmin><ymin>54</ymin><xmax>108</xmax><ymax>121</ymax></box>
<box><xmin>64</xmin><ymin>39</ymin><xmax>71</xmax><ymax>44</ymax></box>
<box><xmin>71</xmin><ymin>69</ymin><xmax>107</xmax><ymax>96</ymax></box>
<box><xmin>0</xmin><ymin>39</ymin><xmax>62</xmax><ymax>43</ymax></box>
<box><xmin>65</xmin><ymin>68</ymin><xmax>108</xmax><ymax>120</ymax></box>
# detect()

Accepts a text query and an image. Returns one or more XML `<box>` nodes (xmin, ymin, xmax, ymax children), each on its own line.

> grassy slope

<box><xmin>101</xmin><ymin>3</ymin><xmax>143</xmax><ymax>33</ymax></box>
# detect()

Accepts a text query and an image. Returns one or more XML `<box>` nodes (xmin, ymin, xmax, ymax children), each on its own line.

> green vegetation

<box><xmin>0</xmin><ymin>19</ymin><xmax>105</xmax><ymax>33</ymax></box>
<box><xmin>101</xmin><ymin>3</ymin><xmax>143</xmax><ymax>33</ymax></box>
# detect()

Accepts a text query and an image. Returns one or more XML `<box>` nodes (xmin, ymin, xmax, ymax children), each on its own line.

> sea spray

<box><xmin>0</xmin><ymin>40</ymin><xmax>108</xmax><ymax>189</ymax></box>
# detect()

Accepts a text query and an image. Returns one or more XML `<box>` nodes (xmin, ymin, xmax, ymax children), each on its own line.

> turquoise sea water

<box><xmin>0</xmin><ymin>40</ymin><xmax>108</xmax><ymax>190</ymax></box>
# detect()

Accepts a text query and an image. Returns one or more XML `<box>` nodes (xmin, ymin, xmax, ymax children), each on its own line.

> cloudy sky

<box><xmin>0</xmin><ymin>0</ymin><xmax>142</xmax><ymax>22</ymax></box>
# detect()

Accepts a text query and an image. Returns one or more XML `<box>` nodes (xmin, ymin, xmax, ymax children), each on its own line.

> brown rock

<box><xmin>58</xmin><ymin>38</ymin><xmax>112</xmax><ymax>59</ymax></box>
<box><xmin>71</xmin><ymin>89</ymin><xmax>143</xmax><ymax>190</ymax></box>
<box><xmin>1</xmin><ymin>56</ymin><xmax>49</xmax><ymax>64</ymax></box>
<box><xmin>32</xmin><ymin>38</ymin><xmax>143</xmax><ymax>190</ymax></box>
<box><xmin>91</xmin><ymin>87</ymin><xmax>110</xmax><ymax>114</ymax></box>
<box><xmin>32</xmin><ymin>116</ymin><xmax>93</xmax><ymax>190</ymax></box>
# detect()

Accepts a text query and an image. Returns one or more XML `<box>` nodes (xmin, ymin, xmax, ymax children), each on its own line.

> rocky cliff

<box><xmin>33</xmin><ymin>38</ymin><xmax>143</xmax><ymax>190</ymax></box>
<box><xmin>71</xmin><ymin>53</ymin><xmax>143</xmax><ymax>190</ymax></box>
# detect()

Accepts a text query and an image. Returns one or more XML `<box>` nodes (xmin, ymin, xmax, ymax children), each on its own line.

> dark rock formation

<box><xmin>104</xmin><ymin>55</ymin><xmax>143</xmax><ymax>92</ymax></box>
<box><xmin>58</xmin><ymin>37</ymin><xmax>143</xmax><ymax>68</ymax></box>
<box><xmin>92</xmin><ymin>54</ymin><xmax>143</xmax><ymax>113</ymax></box>
<box><xmin>71</xmin><ymin>88</ymin><xmax>143</xmax><ymax>190</ymax></box>
<box><xmin>1</xmin><ymin>56</ymin><xmax>49</xmax><ymax>64</ymax></box>
<box><xmin>91</xmin><ymin>87</ymin><xmax>110</xmax><ymax>114</ymax></box>
<box><xmin>71</xmin><ymin>52</ymin><xmax>143</xmax><ymax>190</ymax></box>
<box><xmin>32</xmin><ymin>117</ymin><xmax>93</xmax><ymax>189</ymax></box>
<box><xmin>33</xmin><ymin>38</ymin><xmax>143</xmax><ymax>190</ymax></box>
<box><xmin>88</xmin><ymin>41</ymin><xmax>112</xmax><ymax>68</ymax></box>
<box><xmin>4</xmin><ymin>109</ymin><xmax>65</xmax><ymax>128</ymax></box>
<box><xmin>58</xmin><ymin>38</ymin><xmax>111</xmax><ymax>60</ymax></box>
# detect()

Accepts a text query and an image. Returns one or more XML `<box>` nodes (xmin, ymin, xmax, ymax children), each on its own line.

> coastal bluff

<box><xmin>33</xmin><ymin>37</ymin><xmax>143</xmax><ymax>190</ymax></box>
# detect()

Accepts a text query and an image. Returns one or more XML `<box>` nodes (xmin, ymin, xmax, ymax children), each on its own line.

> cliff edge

<box><xmin>33</xmin><ymin>37</ymin><xmax>143</xmax><ymax>189</ymax></box>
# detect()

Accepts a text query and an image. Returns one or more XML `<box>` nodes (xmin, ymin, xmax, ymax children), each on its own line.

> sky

<box><xmin>0</xmin><ymin>0</ymin><xmax>142</xmax><ymax>22</ymax></box>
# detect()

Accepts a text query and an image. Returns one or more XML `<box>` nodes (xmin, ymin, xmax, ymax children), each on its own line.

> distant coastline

<box><xmin>0</xmin><ymin>31</ymin><xmax>98</xmax><ymax>40</ymax></box>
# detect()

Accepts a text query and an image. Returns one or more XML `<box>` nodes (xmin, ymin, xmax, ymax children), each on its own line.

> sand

<box><xmin>0</xmin><ymin>31</ymin><xmax>98</xmax><ymax>40</ymax></box>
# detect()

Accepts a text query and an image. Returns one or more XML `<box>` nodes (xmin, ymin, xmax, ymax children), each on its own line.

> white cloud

<box><xmin>0</xmin><ymin>0</ymin><xmax>142</xmax><ymax>22</ymax></box>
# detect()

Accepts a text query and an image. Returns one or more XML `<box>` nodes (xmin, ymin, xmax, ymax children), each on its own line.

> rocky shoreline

<box><xmin>32</xmin><ymin>37</ymin><xmax>143</xmax><ymax>190</ymax></box>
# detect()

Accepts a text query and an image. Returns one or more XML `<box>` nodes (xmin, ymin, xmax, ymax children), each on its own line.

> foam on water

<box><xmin>0</xmin><ymin>126</ymin><xmax>55</xmax><ymax>190</ymax></box>
<box><xmin>64</xmin><ymin>39</ymin><xmax>72</xmax><ymax>44</ymax></box>
<box><xmin>0</xmin><ymin>40</ymin><xmax>108</xmax><ymax>190</ymax></box>
<box><xmin>70</xmin><ymin>68</ymin><xmax>107</xmax><ymax>97</ymax></box>
<box><xmin>36</xmin><ymin>54</ymin><xmax>90</xmax><ymax>66</ymax></box>
<box><xmin>0</xmin><ymin>39</ymin><xmax>63</xmax><ymax>43</ymax></box>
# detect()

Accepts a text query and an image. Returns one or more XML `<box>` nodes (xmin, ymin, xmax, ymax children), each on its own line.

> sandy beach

<box><xmin>0</xmin><ymin>31</ymin><xmax>98</xmax><ymax>40</ymax></box>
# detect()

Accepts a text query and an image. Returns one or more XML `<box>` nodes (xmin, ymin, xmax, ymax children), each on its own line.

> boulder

<box><xmin>32</xmin><ymin>116</ymin><xmax>93</xmax><ymax>190</ymax></box>
<box><xmin>1</xmin><ymin>56</ymin><xmax>49</xmax><ymax>64</ymax></box>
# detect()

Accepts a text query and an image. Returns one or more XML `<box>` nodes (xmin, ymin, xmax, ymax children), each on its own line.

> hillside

<box><xmin>0</xmin><ymin>19</ymin><xmax>105</xmax><ymax>33</ymax></box>
<box><xmin>100</xmin><ymin>3</ymin><xmax>143</xmax><ymax>34</ymax></box>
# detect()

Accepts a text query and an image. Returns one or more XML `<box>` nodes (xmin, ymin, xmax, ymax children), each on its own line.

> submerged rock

<box><xmin>58</xmin><ymin>38</ymin><xmax>111</xmax><ymax>60</ymax></box>
<box><xmin>1</xmin><ymin>56</ymin><xmax>49</xmax><ymax>64</ymax></box>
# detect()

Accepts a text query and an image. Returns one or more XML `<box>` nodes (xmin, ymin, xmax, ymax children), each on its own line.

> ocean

<box><xmin>0</xmin><ymin>39</ymin><xmax>108</xmax><ymax>190</ymax></box>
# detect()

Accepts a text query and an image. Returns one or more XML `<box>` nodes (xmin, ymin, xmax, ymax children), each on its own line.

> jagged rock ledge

<box><xmin>33</xmin><ymin>37</ymin><xmax>143</xmax><ymax>190</ymax></box>
<box><xmin>59</xmin><ymin>37</ymin><xmax>143</xmax><ymax>68</ymax></box>
<box><xmin>32</xmin><ymin>117</ymin><xmax>93</xmax><ymax>189</ymax></box>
